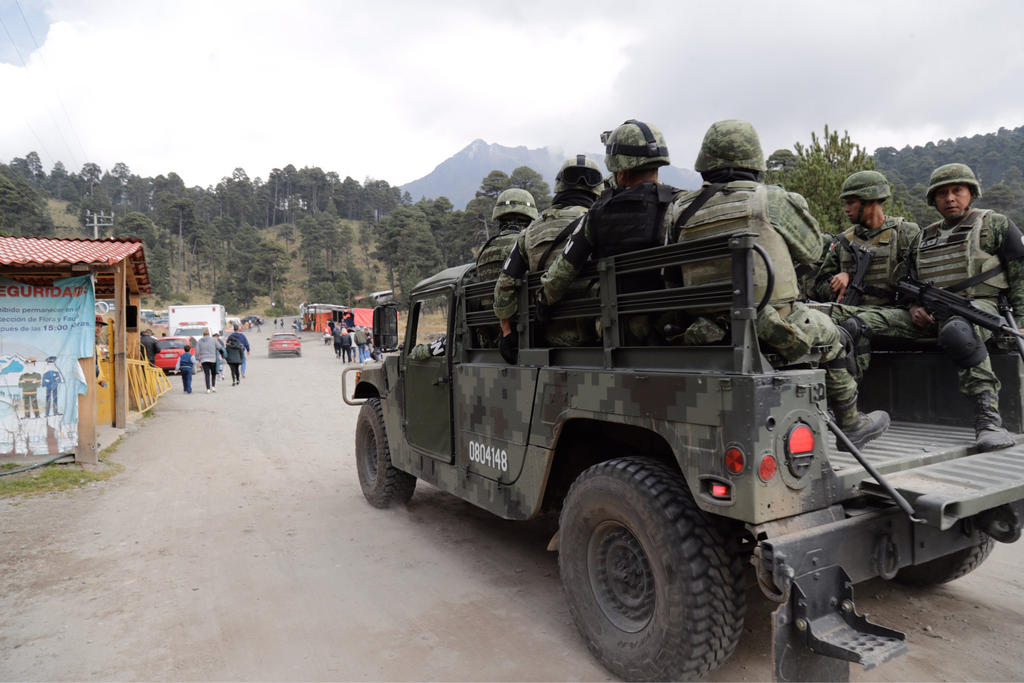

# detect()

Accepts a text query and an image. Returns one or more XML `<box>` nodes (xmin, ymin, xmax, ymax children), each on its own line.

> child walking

<box><xmin>175</xmin><ymin>345</ymin><xmax>195</xmax><ymax>394</ymax></box>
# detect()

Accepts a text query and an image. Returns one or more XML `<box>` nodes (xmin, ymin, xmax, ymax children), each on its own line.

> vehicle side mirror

<box><xmin>373</xmin><ymin>304</ymin><xmax>399</xmax><ymax>352</ymax></box>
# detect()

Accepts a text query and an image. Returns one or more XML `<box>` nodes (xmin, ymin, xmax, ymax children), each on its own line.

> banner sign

<box><xmin>0</xmin><ymin>275</ymin><xmax>95</xmax><ymax>456</ymax></box>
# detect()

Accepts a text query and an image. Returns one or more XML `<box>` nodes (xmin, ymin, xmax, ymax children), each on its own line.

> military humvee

<box><xmin>342</xmin><ymin>232</ymin><xmax>1024</xmax><ymax>682</ymax></box>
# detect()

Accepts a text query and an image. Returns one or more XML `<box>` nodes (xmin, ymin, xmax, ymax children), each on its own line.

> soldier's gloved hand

<box><xmin>498</xmin><ymin>331</ymin><xmax>518</xmax><ymax>365</ymax></box>
<box><xmin>535</xmin><ymin>291</ymin><xmax>552</xmax><ymax>324</ymax></box>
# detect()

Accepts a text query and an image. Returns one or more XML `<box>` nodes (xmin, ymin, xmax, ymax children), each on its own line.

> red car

<box><xmin>154</xmin><ymin>336</ymin><xmax>191</xmax><ymax>374</ymax></box>
<box><xmin>268</xmin><ymin>332</ymin><xmax>302</xmax><ymax>357</ymax></box>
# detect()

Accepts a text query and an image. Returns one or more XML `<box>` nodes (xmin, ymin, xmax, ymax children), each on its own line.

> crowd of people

<box><xmin>482</xmin><ymin>119</ymin><xmax>1024</xmax><ymax>455</ymax></box>
<box><xmin>324</xmin><ymin>319</ymin><xmax>374</xmax><ymax>363</ymax></box>
<box><xmin>168</xmin><ymin>324</ymin><xmax>250</xmax><ymax>394</ymax></box>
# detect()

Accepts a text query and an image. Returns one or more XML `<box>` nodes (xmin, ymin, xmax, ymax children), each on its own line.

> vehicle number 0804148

<box><xmin>468</xmin><ymin>440</ymin><xmax>508</xmax><ymax>472</ymax></box>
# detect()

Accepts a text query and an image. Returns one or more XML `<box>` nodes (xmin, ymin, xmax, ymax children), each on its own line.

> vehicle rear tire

<box><xmin>558</xmin><ymin>457</ymin><xmax>745</xmax><ymax>681</ymax></box>
<box><xmin>355</xmin><ymin>398</ymin><xmax>416</xmax><ymax>508</ymax></box>
<box><xmin>894</xmin><ymin>537</ymin><xmax>995</xmax><ymax>586</ymax></box>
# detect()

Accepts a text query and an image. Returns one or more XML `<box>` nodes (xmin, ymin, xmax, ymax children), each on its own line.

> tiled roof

<box><xmin>0</xmin><ymin>236</ymin><xmax>151</xmax><ymax>294</ymax></box>
<box><xmin>0</xmin><ymin>236</ymin><xmax>144</xmax><ymax>266</ymax></box>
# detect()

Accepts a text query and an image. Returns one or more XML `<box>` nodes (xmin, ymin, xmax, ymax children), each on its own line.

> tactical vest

<box><xmin>476</xmin><ymin>228</ymin><xmax>522</xmax><ymax>281</ymax></box>
<box><xmin>836</xmin><ymin>218</ymin><xmax>902</xmax><ymax>305</ymax></box>
<box><xmin>675</xmin><ymin>182</ymin><xmax>798</xmax><ymax>306</ymax></box>
<box><xmin>588</xmin><ymin>182</ymin><xmax>676</xmax><ymax>258</ymax></box>
<box><xmin>917</xmin><ymin>209</ymin><xmax>1007</xmax><ymax>298</ymax></box>
<box><xmin>524</xmin><ymin>205</ymin><xmax>589</xmax><ymax>271</ymax></box>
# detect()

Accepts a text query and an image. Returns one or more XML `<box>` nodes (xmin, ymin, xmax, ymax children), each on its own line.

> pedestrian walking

<box><xmin>354</xmin><ymin>326</ymin><xmax>368</xmax><ymax>362</ymax></box>
<box><xmin>332</xmin><ymin>325</ymin><xmax>344</xmax><ymax>359</ymax></box>
<box><xmin>224</xmin><ymin>333</ymin><xmax>245</xmax><ymax>385</ymax></box>
<box><xmin>194</xmin><ymin>328</ymin><xmax>222</xmax><ymax>393</ymax></box>
<box><xmin>175</xmin><ymin>345</ymin><xmax>195</xmax><ymax>394</ymax></box>
<box><xmin>227</xmin><ymin>324</ymin><xmax>251</xmax><ymax>379</ymax></box>
<box><xmin>340</xmin><ymin>327</ymin><xmax>354</xmax><ymax>362</ymax></box>
<box><xmin>213</xmin><ymin>333</ymin><xmax>226</xmax><ymax>381</ymax></box>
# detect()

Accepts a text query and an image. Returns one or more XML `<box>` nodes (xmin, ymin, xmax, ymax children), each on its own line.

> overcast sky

<box><xmin>2</xmin><ymin>0</ymin><xmax>1022</xmax><ymax>192</ymax></box>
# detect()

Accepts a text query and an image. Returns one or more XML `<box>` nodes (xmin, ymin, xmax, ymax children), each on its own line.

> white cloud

<box><xmin>1</xmin><ymin>0</ymin><xmax>1022</xmax><ymax>189</ymax></box>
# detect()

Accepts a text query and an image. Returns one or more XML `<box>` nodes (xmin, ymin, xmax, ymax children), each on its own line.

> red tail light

<box><xmin>759</xmin><ymin>455</ymin><xmax>778</xmax><ymax>481</ymax></box>
<box><xmin>710</xmin><ymin>483</ymin><xmax>730</xmax><ymax>499</ymax></box>
<box><xmin>724</xmin><ymin>446</ymin><xmax>745</xmax><ymax>474</ymax></box>
<box><xmin>787</xmin><ymin>424</ymin><xmax>815</xmax><ymax>455</ymax></box>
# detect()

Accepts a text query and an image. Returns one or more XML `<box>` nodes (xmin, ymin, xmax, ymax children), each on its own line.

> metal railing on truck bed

<box><xmin>461</xmin><ymin>232</ymin><xmax>774</xmax><ymax>374</ymax></box>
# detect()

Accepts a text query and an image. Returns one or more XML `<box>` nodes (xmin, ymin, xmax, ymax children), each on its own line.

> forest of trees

<box><xmin>0</xmin><ymin>154</ymin><xmax>551</xmax><ymax>310</ymax></box>
<box><xmin>1</xmin><ymin>122</ymin><xmax>1021</xmax><ymax>310</ymax></box>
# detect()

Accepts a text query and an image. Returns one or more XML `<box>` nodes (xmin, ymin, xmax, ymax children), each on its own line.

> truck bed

<box><xmin>828</xmin><ymin>421</ymin><xmax>1024</xmax><ymax>529</ymax></box>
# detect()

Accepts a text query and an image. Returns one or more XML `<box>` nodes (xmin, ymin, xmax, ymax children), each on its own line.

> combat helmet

<box><xmin>603</xmin><ymin>120</ymin><xmax>670</xmax><ymax>172</ymax></box>
<box><xmin>491</xmin><ymin>188</ymin><xmax>538</xmax><ymax>222</ymax></box>
<box><xmin>926</xmin><ymin>163</ymin><xmax>982</xmax><ymax>206</ymax></box>
<box><xmin>694</xmin><ymin>119</ymin><xmax>766</xmax><ymax>173</ymax></box>
<box><xmin>554</xmin><ymin>154</ymin><xmax>604</xmax><ymax>195</ymax></box>
<box><xmin>840</xmin><ymin>170</ymin><xmax>891</xmax><ymax>202</ymax></box>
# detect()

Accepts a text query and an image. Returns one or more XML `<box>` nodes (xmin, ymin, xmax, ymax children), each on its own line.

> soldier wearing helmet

<box><xmin>848</xmin><ymin>163</ymin><xmax>1024</xmax><ymax>451</ymax></box>
<box><xmin>475</xmin><ymin>187</ymin><xmax>538</xmax><ymax>281</ymax></box>
<box><xmin>814</xmin><ymin>170</ymin><xmax>921</xmax><ymax>306</ymax></box>
<box><xmin>668</xmin><ymin>119</ymin><xmax>890</xmax><ymax>450</ymax></box>
<box><xmin>471</xmin><ymin>187</ymin><xmax>538</xmax><ymax>348</ymax></box>
<box><xmin>492</xmin><ymin>155</ymin><xmax>604</xmax><ymax>362</ymax></box>
<box><xmin>537</xmin><ymin>120</ymin><xmax>677</xmax><ymax>345</ymax></box>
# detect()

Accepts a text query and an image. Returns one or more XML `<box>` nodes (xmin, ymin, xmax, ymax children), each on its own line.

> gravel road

<box><xmin>2</xmin><ymin>333</ymin><xmax>1023</xmax><ymax>681</ymax></box>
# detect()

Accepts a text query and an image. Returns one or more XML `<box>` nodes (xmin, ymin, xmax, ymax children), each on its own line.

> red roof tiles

<box><xmin>0</xmin><ymin>236</ymin><xmax>151</xmax><ymax>293</ymax></box>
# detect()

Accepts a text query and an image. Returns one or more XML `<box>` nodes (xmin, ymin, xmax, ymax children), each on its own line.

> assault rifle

<box><xmin>895</xmin><ymin>279</ymin><xmax>1024</xmax><ymax>360</ymax></box>
<box><xmin>839</xmin><ymin>238</ymin><xmax>874</xmax><ymax>306</ymax></box>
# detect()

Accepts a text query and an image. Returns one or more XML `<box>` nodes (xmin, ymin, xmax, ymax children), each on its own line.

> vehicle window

<box><xmin>156</xmin><ymin>339</ymin><xmax>186</xmax><ymax>350</ymax></box>
<box><xmin>411</xmin><ymin>293</ymin><xmax>449</xmax><ymax>350</ymax></box>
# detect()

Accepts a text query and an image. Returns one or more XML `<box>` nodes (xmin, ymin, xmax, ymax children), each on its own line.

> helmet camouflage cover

<box><xmin>694</xmin><ymin>119</ymin><xmax>766</xmax><ymax>173</ymax></box>
<box><xmin>492</xmin><ymin>188</ymin><xmax>539</xmax><ymax>222</ymax></box>
<box><xmin>840</xmin><ymin>170</ymin><xmax>891</xmax><ymax>202</ymax></box>
<box><xmin>603</xmin><ymin>119</ymin><xmax>670</xmax><ymax>172</ymax></box>
<box><xmin>926</xmin><ymin>163</ymin><xmax>982</xmax><ymax>206</ymax></box>
<box><xmin>554</xmin><ymin>154</ymin><xmax>604</xmax><ymax>194</ymax></box>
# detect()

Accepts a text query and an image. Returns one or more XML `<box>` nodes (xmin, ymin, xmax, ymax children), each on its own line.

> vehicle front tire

<box><xmin>894</xmin><ymin>537</ymin><xmax>994</xmax><ymax>586</ymax></box>
<box><xmin>558</xmin><ymin>457</ymin><xmax>745</xmax><ymax>681</ymax></box>
<box><xmin>355</xmin><ymin>398</ymin><xmax>416</xmax><ymax>508</ymax></box>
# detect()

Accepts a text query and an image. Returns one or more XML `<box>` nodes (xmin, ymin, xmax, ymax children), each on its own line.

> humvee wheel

<box><xmin>558</xmin><ymin>457</ymin><xmax>745</xmax><ymax>681</ymax></box>
<box><xmin>355</xmin><ymin>398</ymin><xmax>416</xmax><ymax>508</ymax></box>
<box><xmin>895</xmin><ymin>537</ymin><xmax>994</xmax><ymax>586</ymax></box>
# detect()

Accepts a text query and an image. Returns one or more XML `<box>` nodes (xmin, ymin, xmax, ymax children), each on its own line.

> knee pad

<box><xmin>840</xmin><ymin>315</ymin><xmax>872</xmax><ymax>344</ymax></box>
<box><xmin>939</xmin><ymin>316</ymin><xmax>988</xmax><ymax>368</ymax></box>
<box><xmin>826</xmin><ymin>325</ymin><xmax>859</xmax><ymax>376</ymax></box>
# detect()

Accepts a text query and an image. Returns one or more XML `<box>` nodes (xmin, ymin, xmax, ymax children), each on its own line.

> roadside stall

<box><xmin>0</xmin><ymin>237</ymin><xmax>152</xmax><ymax>464</ymax></box>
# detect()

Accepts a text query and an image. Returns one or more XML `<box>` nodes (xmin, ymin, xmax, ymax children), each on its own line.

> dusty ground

<box><xmin>2</xmin><ymin>333</ymin><xmax>1023</xmax><ymax>681</ymax></box>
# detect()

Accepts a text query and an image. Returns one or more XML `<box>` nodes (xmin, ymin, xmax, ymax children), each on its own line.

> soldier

<box><xmin>475</xmin><ymin>188</ymin><xmax>538</xmax><ymax>281</ymax></box>
<box><xmin>813</xmin><ymin>170</ymin><xmax>921</xmax><ymax>375</ymax></box>
<box><xmin>493</xmin><ymin>155</ymin><xmax>604</xmax><ymax>361</ymax></box>
<box><xmin>669</xmin><ymin>120</ymin><xmax>889</xmax><ymax>450</ymax></box>
<box><xmin>850</xmin><ymin>163</ymin><xmax>1024</xmax><ymax>451</ymax></box>
<box><xmin>537</xmin><ymin>119</ymin><xmax>677</xmax><ymax>344</ymax></box>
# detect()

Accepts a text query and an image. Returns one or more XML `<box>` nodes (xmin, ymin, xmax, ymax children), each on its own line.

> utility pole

<box><xmin>85</xmin><ymin>210</ymin><xmax>114</xmax><ymax>239</ymax></box>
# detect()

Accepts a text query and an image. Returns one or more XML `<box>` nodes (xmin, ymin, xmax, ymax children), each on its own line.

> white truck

<box><xmin>168</xmin><ymin>304</ymin><xmax>226</xmax><ymax>337</ymax></box>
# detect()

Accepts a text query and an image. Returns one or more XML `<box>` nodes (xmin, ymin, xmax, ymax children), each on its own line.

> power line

<box><xmin>0</xmin><ymin>12</ymin><xmax>80</xmax><ymax>170</ymax></box>
<box><xmin>14</xmin><ymin>0</ymin><xmax>89</xmax><ymax>164</ymax></box>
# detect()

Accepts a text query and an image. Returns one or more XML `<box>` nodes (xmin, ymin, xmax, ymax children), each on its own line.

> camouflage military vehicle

<box><xmin>342</xmin><ymin>232</ymin><xmax>1024</xmax><ymax>682</ymax></box>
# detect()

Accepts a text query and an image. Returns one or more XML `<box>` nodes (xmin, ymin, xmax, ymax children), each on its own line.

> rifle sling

<box><xmin>537</xmin><ymin>215</ymin><xmax>585</xmax><ymax>274</ymax></box>
<box><xmin>947</xmin><ymin>264</ymin><xmax>1004</xmax><ymax>293</ymax></box>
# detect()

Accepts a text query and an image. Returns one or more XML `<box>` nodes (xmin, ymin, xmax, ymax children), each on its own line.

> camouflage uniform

<box><xmin>815</xmin><ymin>171</ymin><xmax>921</xmax><ymax>378</ymax></box>
<box><xmin>667</xmin><ymin>120</ymin><xmax>887</xmax><ymax>444</ymax></box>
<box><xmin>861</xmin><ymin>163</ymin><xmax>1024</xmax><ymax>450</ymax></box>
<box><xmin>493</xmin><ymin>156</ymin><xmax>603</xmax><ymax>347</ymax></box>
<box><xmin>538</xmin><ymin>121</ymin><xmax>673</xmax><ymax>345</ymax></box>
<box><xmin>473</xmin><ymin>188</ymin><xmax>537</xmax><ymax>347</ymax></box>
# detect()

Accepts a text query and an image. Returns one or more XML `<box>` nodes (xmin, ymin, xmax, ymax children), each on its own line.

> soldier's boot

<box><xmin>834</xmin><ymin>395</ymin><xmax>890</xmax><ymax>452</ymax></box>
<box><xmin>974</xmin><ymin>391</ymin><xmax>1015</xmax><ymax>452</ymax></box>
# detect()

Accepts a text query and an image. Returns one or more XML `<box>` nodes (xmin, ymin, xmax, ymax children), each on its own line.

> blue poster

<box><xmin>0</xmin><ymin>274</ymin><xmax>95</xmax><ymax>456</ymax></box>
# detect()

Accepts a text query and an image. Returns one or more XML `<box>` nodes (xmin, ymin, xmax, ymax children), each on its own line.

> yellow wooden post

<box><xmin>113</xmin><ymin>261</ymin><xmax>127</xmax><ymax>428</ymax></box>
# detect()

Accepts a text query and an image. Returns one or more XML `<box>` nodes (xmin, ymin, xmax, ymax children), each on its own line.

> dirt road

<box><xmin>2</xmin><ymin>333</ymin><xmax>1023</xmax><ymax>681</ymax></box>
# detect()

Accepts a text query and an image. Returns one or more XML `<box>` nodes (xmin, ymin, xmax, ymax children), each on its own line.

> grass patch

<box><xmin>0</xmin><ymin>436</ymin><xmax>127</xmax><ymax>497</ymax></box>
